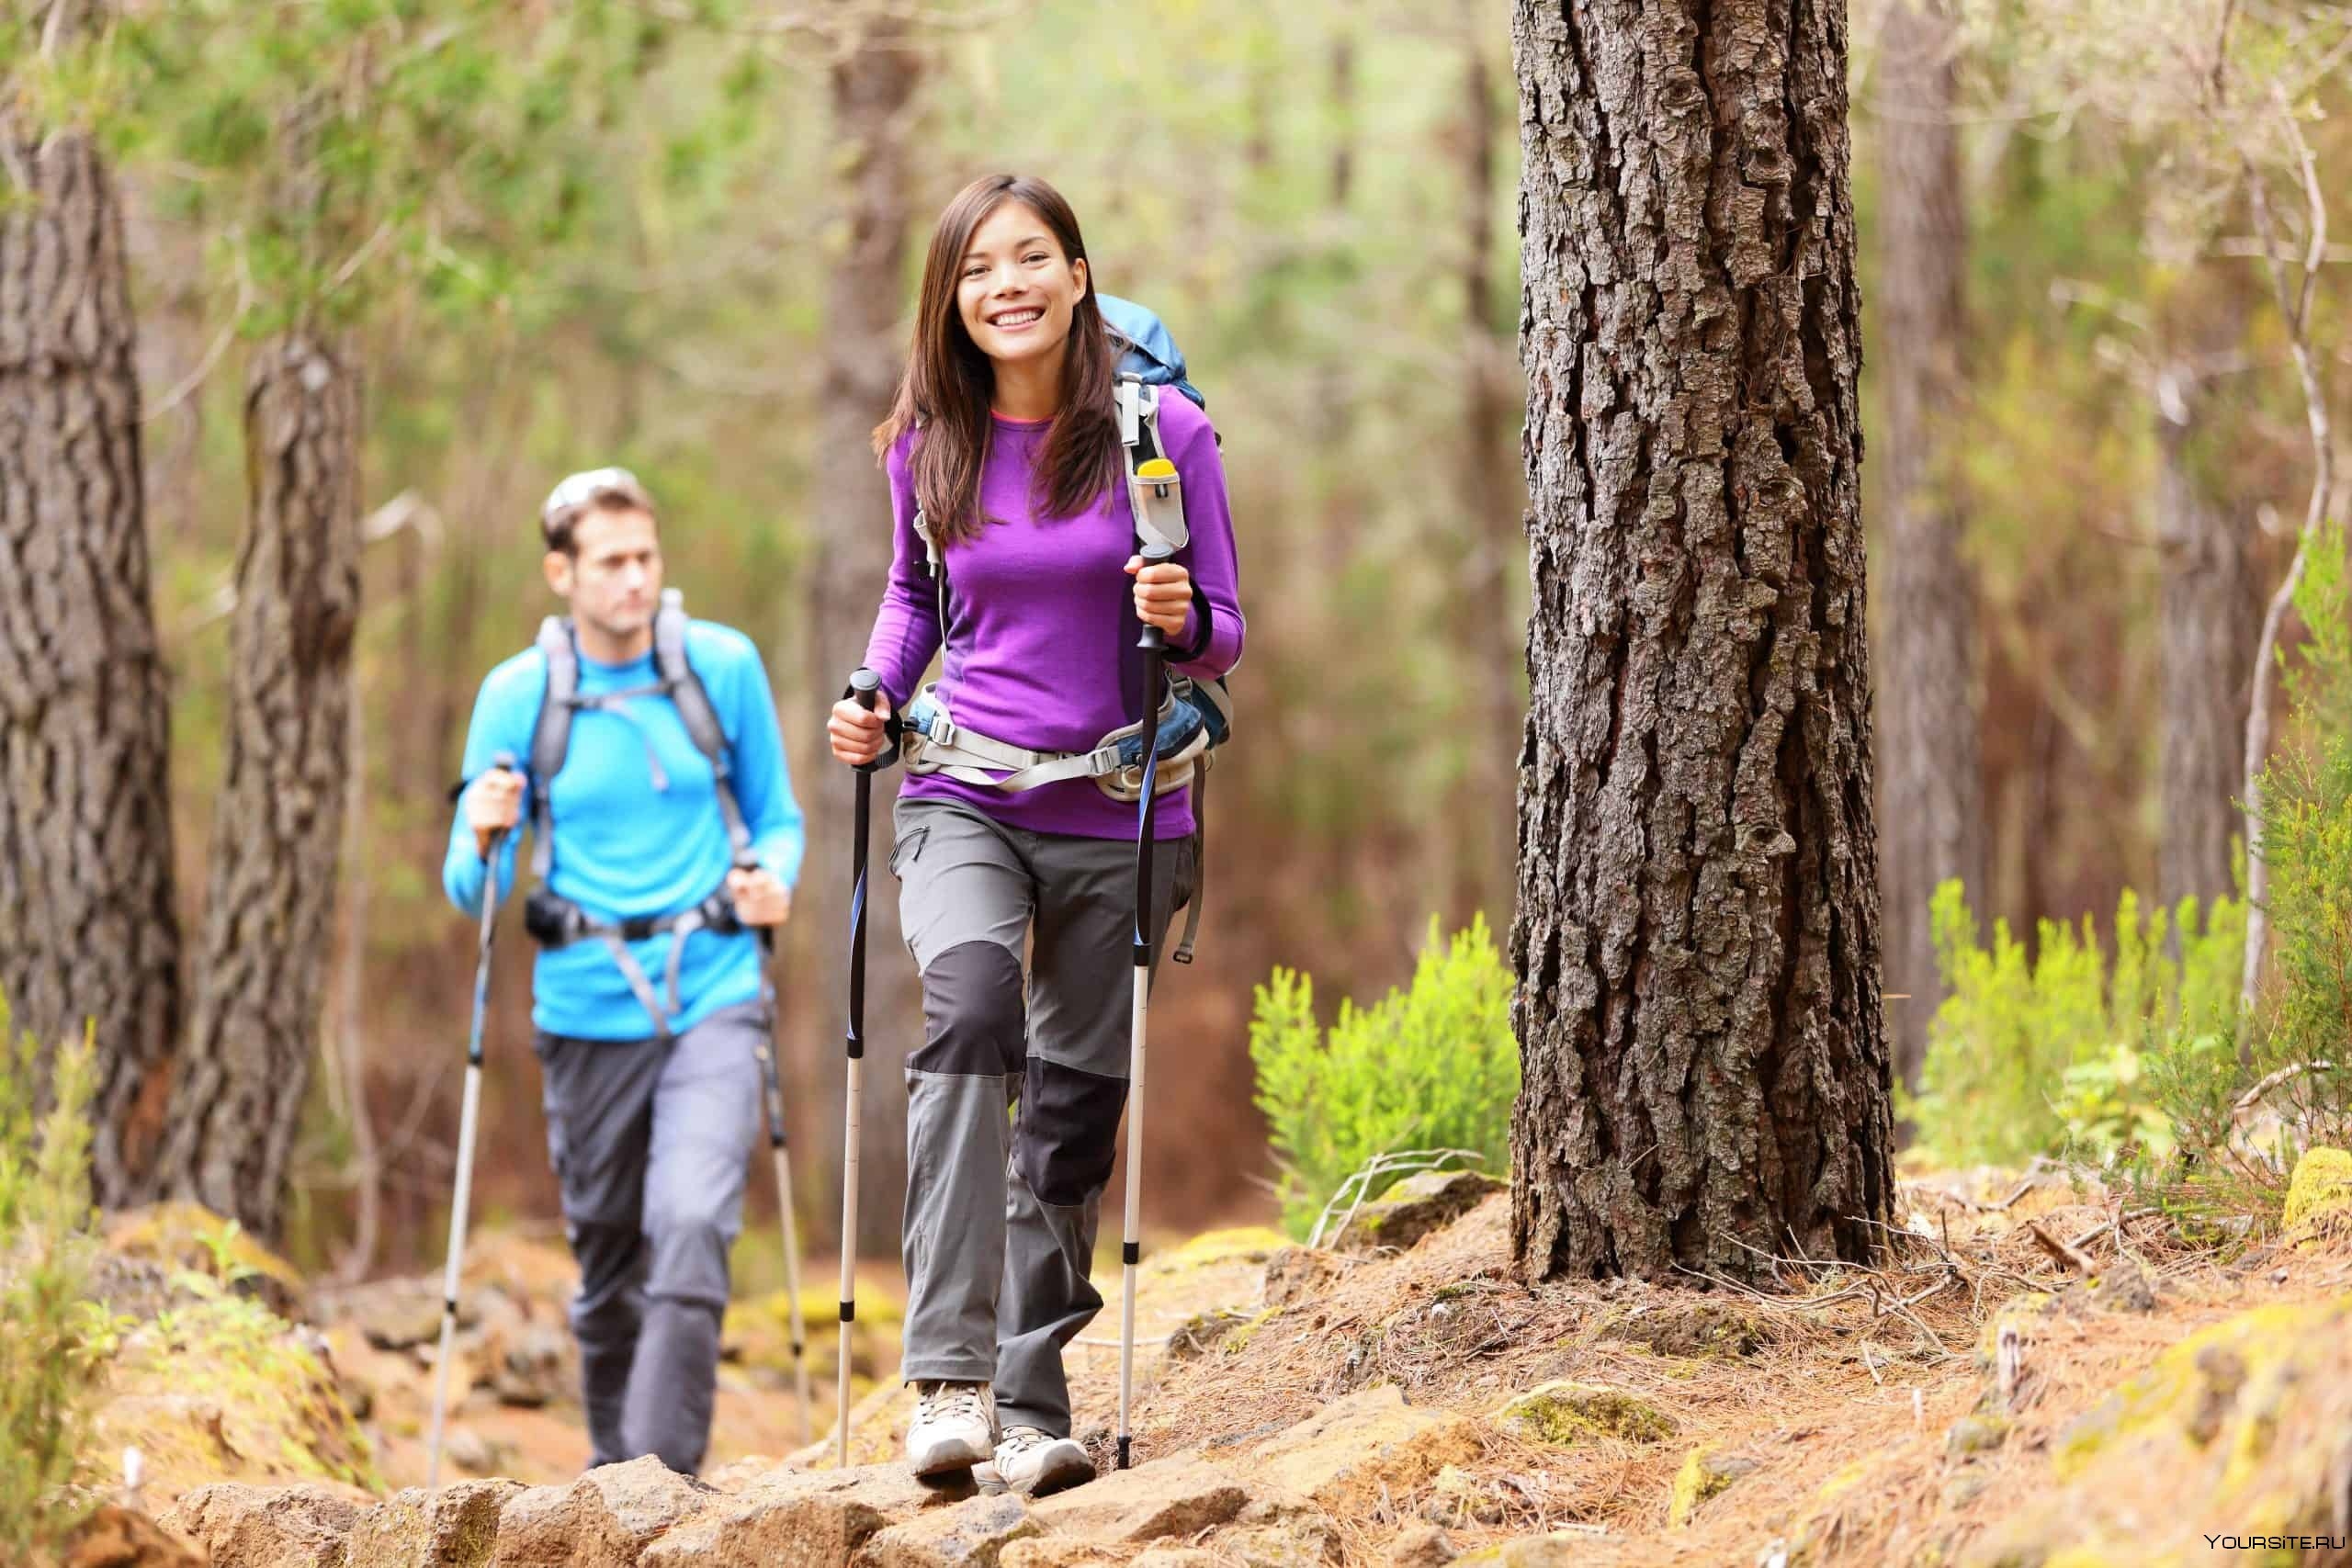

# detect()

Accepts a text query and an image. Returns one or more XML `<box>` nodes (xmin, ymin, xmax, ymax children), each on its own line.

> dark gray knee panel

<box><xmin>1014</xmin><ymin>1055</ymin><xmax>1126</xmax><ymax>1207</ymax></box>
<box><xmin>913</xmin><ymin>940</ymin><xmax>1026</xmax><ymax>1077</ymax></box>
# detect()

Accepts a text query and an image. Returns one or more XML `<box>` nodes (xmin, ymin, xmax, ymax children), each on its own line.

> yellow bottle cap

<box><xmin>1136</xmin><ymin>458</ymin><xmax>1178</xmax><ymax>481</ymax></box>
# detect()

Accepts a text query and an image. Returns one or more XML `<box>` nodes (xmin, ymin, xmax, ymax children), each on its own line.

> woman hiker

<box><xmin>827</xmin><ymin>173</ymin><xmax>1245</xmax><ymax>1497</ymax></box>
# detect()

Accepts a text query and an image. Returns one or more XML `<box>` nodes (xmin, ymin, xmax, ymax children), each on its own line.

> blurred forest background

<box><xmin>4</xmin><ymin>0</ymin><xmax>2346</xmax><ymax>1281</ymax></box>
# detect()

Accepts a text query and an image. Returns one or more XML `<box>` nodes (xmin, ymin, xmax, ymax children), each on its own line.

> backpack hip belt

<box><xmin>524</xmin><ymin>883</ymin><xmax>746</xmax><ymax>1038</ymax></box>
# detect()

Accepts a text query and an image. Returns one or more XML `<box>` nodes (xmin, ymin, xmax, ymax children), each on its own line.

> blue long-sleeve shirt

<box><xmin>443</xmin><ymin>619</ymin><xmax>806</xmax><ymax>1042</ymax></box>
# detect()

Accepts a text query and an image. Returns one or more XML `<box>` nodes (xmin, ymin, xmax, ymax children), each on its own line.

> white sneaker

<box><xmin>906</xmin><ymin>1382</ymin><xmax>997</xmax><ymax>1476</ymax></box>
<box><xmin>993</xmin><ymin>1425</ymin><xmax>1094</xmax><ymax>1497</ymax></box>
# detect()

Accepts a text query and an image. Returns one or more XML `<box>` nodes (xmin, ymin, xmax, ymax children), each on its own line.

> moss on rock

<box><xmin>2281</xmin><ymin>1147</ymin><xmax>2352</xmax><ymax>1248</ymax></box>
<box><xmin>1493</xmin><ymin>1382</ymin><xmax>1675</xmax><ymax>1447</ymax></box>
<box><xmin>1668</xmin><ymin>1443</ymin><xmax>1757</xmax><ymax>1527</ymax></box>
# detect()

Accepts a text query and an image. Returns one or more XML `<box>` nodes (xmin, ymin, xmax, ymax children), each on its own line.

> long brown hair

<box><xmin>872</xmin><ymin>175</ymin><xmax>1122</xmax><ymax>547</ymax></box>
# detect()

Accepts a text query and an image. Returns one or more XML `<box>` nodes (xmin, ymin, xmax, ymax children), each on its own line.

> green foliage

<box><xmin>1249</xmin><ymin>915</ymin><xmax>1518</xmax><ymax>1240</ymax></box>
<box><xmin>2241</xmin><ymin>521</ymin><xmax>2352</xmax><ymax>1154</ymax></box>
<box><xmin>0</xmin><ymin>1002</ymin><xmax>110</xmax><ymax>1557</ymax></box>
<box><xmin>1903</xmin><ymin>880</ymin><xmax>2245</xmax><ymax>1168</ymax></box>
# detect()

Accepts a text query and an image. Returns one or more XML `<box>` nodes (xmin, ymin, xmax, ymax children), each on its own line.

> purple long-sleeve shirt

<box><xmin>861</xmin><ymin>391</ymin><xmax>1245</xmax><ymax>840</ymax></box>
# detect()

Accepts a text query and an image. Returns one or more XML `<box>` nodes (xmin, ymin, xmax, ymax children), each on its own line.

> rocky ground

<box><xmin>54</xmin><ymin>1152</ymin><xmax>2352</xmax><ymax>1567</ymax></box>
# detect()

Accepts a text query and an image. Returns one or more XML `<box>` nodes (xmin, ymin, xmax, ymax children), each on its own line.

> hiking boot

<box><xmin>906</xmin><ymin>1382</ymin><xmax>996</xmax><ymax>1476</ymax></box>
<box><xmin>993</xmin><ymin>1425</ymin><xmax>1094</xmax><ymax>1496</ymax></box>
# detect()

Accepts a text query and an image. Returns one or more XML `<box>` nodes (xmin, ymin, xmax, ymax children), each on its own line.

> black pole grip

<box><xmin>848</xmin><ymin>668</ymin><xmax>897</xmax><ymax>774</ymax></box>
<box><xmin>1135</xmin><ymin>542</ymin><xmax>1174</xmax><ymax>653</ymax></box>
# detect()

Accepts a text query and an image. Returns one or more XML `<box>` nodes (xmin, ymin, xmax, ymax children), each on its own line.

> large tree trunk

<box><xmin>1509</xmin><ymin>0</ymin><xmax>1892</xmax><ymax>1285</ymax></box>
<box><xmin>803</xmin><ymin>30</ymin><xmax>923</xmax><ymax>1258</ymax></box>
<box><xmin>155</xmin><ymin>332</ymin><xmax>362</xmax><ymax>1238</ymax></box>
<box><xmin>1871</xmin><ymin>0</ymin><xmax>1981</xmax><ymax>1089</ymax></box>
<box><xmin>2154</xmin><ymin>377</ymin><xmax>2250</xmax><ymax>910</ymax></box>
<box><xmin>0</xmin><ymin>107</ymin><xmax>183</xmax><ymax>1203</ymax></box>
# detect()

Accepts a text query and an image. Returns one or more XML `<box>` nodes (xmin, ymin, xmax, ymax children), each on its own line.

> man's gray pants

<box><xmin>893</xmin><ymin>798</ymin><xmax>1194</xmax><ymax>1438</ymax></box>
<box><xmin>534</xmin><ymin>998</ymin><xmax>764</xmax><ymax>1473</ymax></box>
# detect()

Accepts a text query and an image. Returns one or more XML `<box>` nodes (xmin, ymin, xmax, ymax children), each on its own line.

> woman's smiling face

<box><xmin>956</xmin><ymin>199</ymin><xmax>1090</xmax><ymax>372</ymax></box>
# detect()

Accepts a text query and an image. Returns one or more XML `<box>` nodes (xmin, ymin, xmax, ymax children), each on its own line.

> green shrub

<box><xmin>1250</xmin><ymin>914</ymin><xmax>1518</xmax><ymax>1240</ymax></box>
<box><xmin>1902</xmin><ymin>880</ymin><xmax>2244</xmax><ymax>1168</ymax></box>
<box><xmin>0</xmin><ymin>1001</ymin><xmax>110</xmax><ymax>1556</ymax></box>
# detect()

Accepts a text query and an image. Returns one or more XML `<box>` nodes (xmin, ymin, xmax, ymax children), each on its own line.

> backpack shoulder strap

<box><xmin>528</xmin><ymin>616</ymin><xmax>578</xmax><ymax>881</ymax></box>
<box><xmin>652</xmin><ymin>590</ymin><xmax>754</xmax><ymax>861</ymax></box>
<box><xmin>1115</xmin><ymin>376</ymin><xmax>1164</xmax><ymax>471</ymax></box>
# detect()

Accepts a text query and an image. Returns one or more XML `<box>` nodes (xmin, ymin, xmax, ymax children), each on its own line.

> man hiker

<box><xmin>443</xmin><ymin>466</ymin><xmax>806</xmax><ymax>1475</ymax></box>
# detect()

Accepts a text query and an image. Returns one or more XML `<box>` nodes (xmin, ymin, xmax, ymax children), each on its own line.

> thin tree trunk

<box><xmin>1509</xmin><ymin>0</ymin><xmax>1892</xmax><ymax>1284</ymax></box>
<box><xmin>156</xmin><ymin>331</ymin><xmax>363</xmax><ymax>1239</ymax></box>
<box><xmin>2154</xmin><ymin>374</ymin><xmax>2250</xmax><ymax>911</ymax></box>
<box><xmin>805</xmin><ymin>29</ymin><xmax>922</xmax><ymax>1259</ymax></box>
<box><xmin>0</xmin><ymin>106</ymin><xmax>183</xmax><ymax>1204</ymax></box>
<box><xmin>1451</xmin><ymin>32</ymin><xmax>1522</xmax><ymax>924</ymax></box>
<box><xmin>1872</xmin><ymin>0</ymin><xmax>1982</xmax><ymax>1088</ymax></box>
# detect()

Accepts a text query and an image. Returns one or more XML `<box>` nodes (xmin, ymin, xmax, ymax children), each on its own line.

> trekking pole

<box><xmin>428</xmin><ymin>750</ymin><xmax>515</xmax><ymax>1494</ymax></box>
<box><xmin>837</xmin><ymin>669</ymin><xmax>885</xmax><ymax>1467</ymax></box>
<box><xmin>737</xmin><ymin>848</ymin><xmax>813</xmax><ymax>1450</ymax></box>
<box><xmin>1117</xmin><ymin>543</ymin><xmax>1175</xmax><ymax>1472</ymax></box>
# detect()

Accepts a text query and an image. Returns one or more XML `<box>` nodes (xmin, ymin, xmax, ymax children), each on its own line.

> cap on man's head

<box><xmin>540</xmin><ymin>467</ymin><xmax>656</xmax><ymax>551</ymax></box>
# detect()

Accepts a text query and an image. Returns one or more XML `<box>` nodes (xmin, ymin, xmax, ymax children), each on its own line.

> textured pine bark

<box><xmin>2154</xmin><ymin>390</ymin><xmax>2251</xmax><ymax>911</ymax></box>
<box><xmin>156</xmin><ymin>332</ymin><xmax>362</xmax><ymax>1238</ymax></box>
<box><xmin>806</xmin><ymin>33</ymin><xmax>923</xmax><ymax>1256</ymax></box>
<box><xmin>1871</xmin><ymin>0</ymin><xmax>1982</xmax><ymax>1087</ymax></box>
<box><xmin>0</xmin><ymin>121</ymin><xmax>183</xmax><ymax>1203</ymax></box>
<box><xmin>1510</xmin><ymin>0</ymin><xmax>1893</xmax><ymax>1284</ymax></box>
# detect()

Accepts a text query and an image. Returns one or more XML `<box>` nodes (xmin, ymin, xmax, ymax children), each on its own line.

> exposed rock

<box><xmin>1492</xmin><ymin>1382</ymin><xmax>1675</xmax><ymax>1447</ymax></box>
<box><xmin>444</xmin><ymin>1429</ymin><xmax>520</xmax><ymax>1479</ymax></box>
<box><xmin>487</xmin><ymin>1321</ymin><xmax>572</xmax><ymax>1410</ymax></box>
<box><xmin>2282</xmin><ymin>1147</ymin><xmax>2352</xmax><ymax>1249</ymax></box>
<box><xmin>1940</xmin><ymin>1470</ymin><xmax>1992</xmax><ymax>1510</ymax></box>
<box><xmin>59</xmin><ymin>1505</ymin><xmax>209</xmax><ymax>1568</ymax></box>
<box><xmin>2086</xmin><ymin>1258</ymin><xmax>2157</xmax><ymax>1315</ymax></box>
<box><xmin>1944</xmin><ymin>1415</ymin><xmax>2010</xmax><ymax>1460</ymax></box>
<box><xmin>1164</xmin><ymin>1306</ymin><xmax>1258</xmax><ymax>1362</ymax></box>
<box><xmin>998</xmin><ymin>1542</ymin><xmax>1117</xmax><ymax>1568</ymax></box>
<box><xmin>1667</xmin><ymin>1444</ymin><xmax>1758</xmax><ymax>1527</ymax></box>
<box><xmin>92</xmin><ymin>1301</ymin><xmax>379</xmax><ymax>1511</ymax></box>
<box><xmin>1149</xmin><ymin>1228</ymin><xmax>1290</xmax><ymax>1273</ymax></box>
<box><xmin>1965</xmin><ymin>1294</ymin><xmax>2352</xmax><ymax>1566</ymax></box>
<box><xmin>1024</xmin><ymin>1456</ymin><xmax>1257</xmax><ymax>1543</ymax></box>
<box><xmin>162</xmin><ymin>1483</ymin><xmax>365</xmax><ymax>1568</ymax></box>
<box><xmin>725</xmin><ymin>1287</ymin><xmax>901</xmax><ymax>1386</ymax></box>
<box><xmin>1418</xmin><ymin>1465</ymin><xmax>1504</xmax><ymax>1530</ymax></box>
<box><xmin>1330</xmin><ymin>1172</ymin><xmax>1502</xmax><ymax>1256</ymax></box>
<box><xmin>1216</xmin><ymin>1519</ymin><xmax>1342</xmax><ymax>1565</ymax></box>
<box><xmin>345</xmin><ymin>1480</ymin><xmax>521</xmax><ymax>1568</ymax></box>
<box><xmin>1239</xmin><ymin>1386</ymin><xmax>1482</xmax><ymax>1511</ymax></box>
<box><xmin>639</xmin><ymin>1464</ymin><xmax>974</xmax><ymax>1568</ymax></box>
<box><xmin>701</xmin><ymin>1456</ymin><xmax>779</xmax><ymax>1495</ymax></box>
<box><xmin>487</xmin><ymin>1456</ymin><xmax>712</xmax><ymax>1567</ymax></box>
<box><xmin>854</xmin><ymin>1491</ymin><xmax>1038</xmax><ymax>1568</ymax></box>
<box><xmin>1261</xmin><ymin>1247</ymin><xmax>1348</xmax><ymax>1310</ymax></box>
<box><xmin>105</xmin><ymin>1203</ymin><xmax>310</xmax><ymax>1321</ymax></box>
<box><xmin>1594</xmin><ymin>1300</ymin><xmax>1764</xmax><ymax>1359</ymax></box>
<box><xmin>1385</xmin><ymin>1522</ymin><xmax>1458</xmax><ymax>1567</ymax></box>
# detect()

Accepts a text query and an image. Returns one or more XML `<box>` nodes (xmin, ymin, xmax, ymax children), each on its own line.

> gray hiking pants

<box><xmin>892</xmin><ymin>798</ymin><xmax>1194</xmax><ymax>1438</ymax></box>
<box><xmin>533</xmin><ymin>998</ymin><xmax>765</xmax><ymax>1473</ymax></box>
